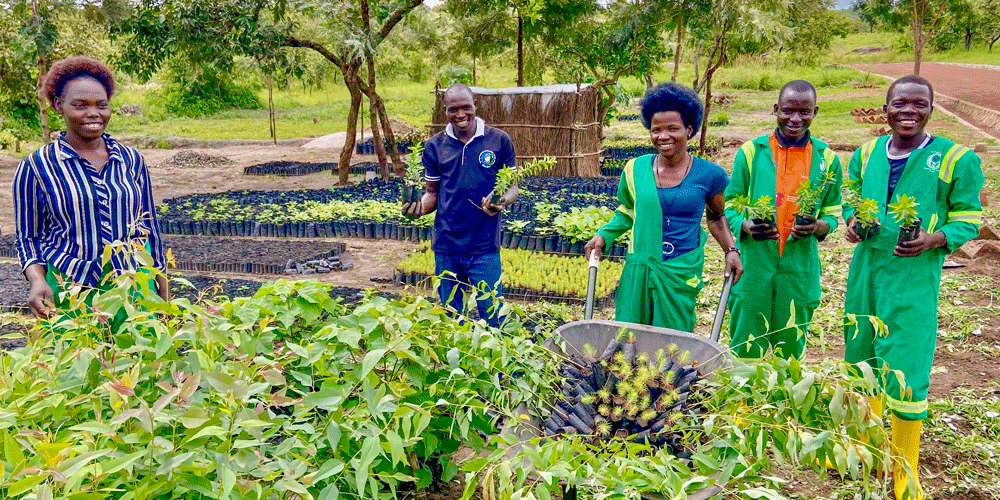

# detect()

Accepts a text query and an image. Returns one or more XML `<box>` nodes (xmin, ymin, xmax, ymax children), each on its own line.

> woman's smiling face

<box><xmin>55</xmin><ymin>76</ymin><xmax>111</xmax><ymax>144</ymax></box>
<box><xmin>649</xmin><ymin>111</ymin><xmax>692</xmax><ymax>160</ymax></box>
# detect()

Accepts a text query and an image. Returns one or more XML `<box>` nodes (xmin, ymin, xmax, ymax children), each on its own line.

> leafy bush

<box><xmin>0</xmin><ymin>269</ymin><xmax>560</xmax><ymax>499</ymax></box>
<box><xmin>153</xmin><ymin>70</ymin><xmax>262</xmax><ymax>118</ymax></box>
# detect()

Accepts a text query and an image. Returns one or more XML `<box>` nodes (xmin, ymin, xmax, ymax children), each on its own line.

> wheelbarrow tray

<box><xmin>551</xmin><ymin>319</ymin><xmax>732</xmax><ymax>376</ymax></box>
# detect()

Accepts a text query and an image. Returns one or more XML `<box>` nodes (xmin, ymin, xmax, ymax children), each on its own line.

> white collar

<box><xmin>446</xmin><ymin>116</ymin><xmax>485</xmax><ymax>141</ymax></box>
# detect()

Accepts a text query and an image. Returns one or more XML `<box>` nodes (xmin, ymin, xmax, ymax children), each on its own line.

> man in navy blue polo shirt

<box><xmin>403</xmin><ymin>83</ymin><xmax>518</xmax><ymax>327</ymax></box>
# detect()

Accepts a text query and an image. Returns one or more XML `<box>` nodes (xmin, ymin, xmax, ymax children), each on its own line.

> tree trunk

<box><xmin>912</xmin><ymin>0</ymin><xmax>923</xmax><ymax>75</ymax></box>
<box><xmin>472</xmin><ymin>56</ymin><xmax>477</xmax><ymax>86</ymax></box>
<box><xmin>517</xmin><ymin>15</ymin><xmax>524</xmax><ymax>87</ymax></box>
<box><xmin>991</xmin><ymin>33</ymin><xmax>999</xmax><ymax>52</ymax></box>
<box><xmin>692</xmin><ymin>41</ymin><xmax>702</xmax><ymax>90</ymax></box>
<box><xmin>643</xmin><ymin>74</ymin><xmax>654</xmax><ymax>89</ymax></box>
<box><xmin>267</xmin><ymin>74</ymin><xmax>276</xmax><ymax>145</ymax></box>
<box><xmin>374</xmin><ymin>96</ymin><xmax>403</xmax><ymax>176</ymax></box>
<box><xmin>964</xmin><ymin>29</ymin><xmax>972</xmax><ymax>50</ymax></box>
<box><xmin>37</xmin><ymin>55</ymin><xmax>49</xmax><ymax>143</ymax></box>
<box><xmin>340</xmin><ymin>65</ymin><xmax>363</xmax><ymax>185</ymax></box>
<box><xmin>672</xmin><ymin>11</ymin><xmax>684</xmax><ymax>83</ymax></box>
<box><xmin>361</xmin><ymin>0</ymin><xmax>389</xmax><ymax>179</ymax></box>
<box><xmin>699</xmin><ymin>76</ymin><xmax>713</xmax><ymax>157</ymax></box>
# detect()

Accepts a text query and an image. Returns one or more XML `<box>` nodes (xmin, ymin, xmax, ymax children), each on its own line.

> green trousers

<box><xmin>844</xmin><ymin>244</ymin><xmax>941</xmax><ymax>421</ymax></box>
<box><xmin>728</xmin><ymin>265</ymin><xmax>817</xmax><ymax>360</ymax></box>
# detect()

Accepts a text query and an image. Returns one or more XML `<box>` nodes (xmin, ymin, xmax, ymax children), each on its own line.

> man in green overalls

<box><xmin>842</xmin><ymin>75</ymin><xmax>983</xmax><ymax>500</ymax></box>
<box><xmin>725</xmin><ymin>80</ymin><xmax>843</xmax><ymax>360</ymax></box>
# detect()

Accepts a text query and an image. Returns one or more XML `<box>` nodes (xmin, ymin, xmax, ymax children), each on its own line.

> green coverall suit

<box><xmin>597</xmin><ymin>155</ymin><xmax>707</xmax><ymax>332</ymax></box>
<box><xmin>843</xmin><ymin>135</ymin><xmax>983</xmax><ymax>420</ymax></box>
<box><xmin>724</xmin><ymin>137</ymin><xmax>843</xmax><ymax>360</ymax></box>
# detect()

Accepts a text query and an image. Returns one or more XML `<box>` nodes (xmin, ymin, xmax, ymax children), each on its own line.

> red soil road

<box><xmin>858</xmin><ymin>62</ymin><xmax>1000</xmax><ymax>137</ymax></box>
<box><xmin>858</xmin><ymin>62</ymin><xmax>1000</xmax><ymax>112</ymax></box>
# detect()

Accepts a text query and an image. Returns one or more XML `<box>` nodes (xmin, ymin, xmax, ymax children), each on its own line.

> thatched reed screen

<box><xmin>429</xmin><ymin>84</ymin><xmax>602</xmax><ymax>177</ymax></box>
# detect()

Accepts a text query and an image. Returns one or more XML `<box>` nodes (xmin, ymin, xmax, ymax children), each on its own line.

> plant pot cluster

<box><xmin>499</xmin><ymin>232</ymin><xmax>627</xmax><ymax>257</ymax></box>
<box><xmin>243</xmin><ymin>161</ymin><xmax>334</xmax><ymax>176</ymax></box>
<box><xmin>602</xmin><ymin>145</ymin><xmax>657</xmax><ymax>160</ymax></box>
<box><xmin>161</xmin><ymin>218</ymin><xmax>433</xmax><ymax>241</ymax></box>
<box><xmin>355</xmin><ymin>139</ymin><xmax>414</xmax><ymax>155</ymax></box>
<box><xmin>390</xmin><ymin>271</ymin><xmax>617</xmax><ymax>306</ymax></box>
<box><xmin>544</xmin><ymin>333</ymin><xmax>705</xmax><ymax>456</ymax></box>
<box><xmin>615</xmin><ymin>113</ymin><xmax>640</xmax><ymax>122</ymax></box>
<box><xmin>284</xmin><ymin>256</ymin><xmax>352</xmax><ymax>275</ymax></box>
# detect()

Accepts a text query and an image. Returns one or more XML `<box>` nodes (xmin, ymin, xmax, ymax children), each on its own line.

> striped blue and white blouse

<box><xmin>13</xmin><ymin>133</ymin><xmax>165</xmax><ymax>286</ymax></box>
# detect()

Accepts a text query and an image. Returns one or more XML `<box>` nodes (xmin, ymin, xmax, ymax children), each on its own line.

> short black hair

<box><xmin>640</xmin><ymin>82</ymin><xmax>703</xmax><ymax>138</ymax></box>
<box><xmin>778</xmin><ymin>80</ymin><xmax>817</xmax><ymax>101</ymax></box>
<box><xmin>444</xmin><ymin>83</ymin><xmax>474</xmax><ymax>101</ymax></box>
<box><xmin>887</xmin><ymin>75</ymin><xmax>933</xmax><ymax>105</ymax></box>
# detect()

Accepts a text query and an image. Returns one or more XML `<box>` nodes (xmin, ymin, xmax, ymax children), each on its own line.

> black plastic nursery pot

<box><xmin>851</xmin><ymin>220</ymin><xmax>878</xmax><ymax>240</ymax></box>
<box><xmin>751</xmin><ymin>217</ymin><xmax>777</xmax><ymax>241</ymax></box>
<box><xmin>896</xmin><ymin>217</ymin><xmax>922</xmax><ymax>245</ymax></box>
<box><xmin>401</xmin><ymin>184</ymin><xmax>424</xmax><ymax>204</ymax></box>
<box><xmin>503</xmin><ymin>320</ymin><xmax>731</xmax><ymax>500</ymax></box>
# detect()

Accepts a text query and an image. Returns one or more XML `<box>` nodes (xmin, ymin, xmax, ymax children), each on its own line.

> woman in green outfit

<box><xmin>584</xmin><ymin>83</ymin><xmax>742</xmax><ymax>331</ymax></box>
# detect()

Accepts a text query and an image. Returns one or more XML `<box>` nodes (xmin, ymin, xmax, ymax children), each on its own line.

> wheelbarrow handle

<box><xmin>710</xmin><ymin>273</ymin><xmax>734</xmax><ymax>343</ymax></box>
<box><xmin>584</xmin><ymin>249</ymin><xmax>599</xmax><ymax>320</ymax></box>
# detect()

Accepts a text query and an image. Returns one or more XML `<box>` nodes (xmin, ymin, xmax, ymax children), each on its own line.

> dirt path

<box><xmin>857</xmin><ymin>62</ymin><xmax>1000</xmax><ymax>138</ymax></box>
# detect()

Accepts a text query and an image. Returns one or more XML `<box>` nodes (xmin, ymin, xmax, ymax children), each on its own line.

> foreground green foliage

<box><xmin>468</xmin><ymin>356</ymin><xmax>893</xmax><ymax>499</ymax></box>
<box><xmin>0</xmin><ymin>272</ymin><xmax>560</xmax><ymax>499</ymax></box>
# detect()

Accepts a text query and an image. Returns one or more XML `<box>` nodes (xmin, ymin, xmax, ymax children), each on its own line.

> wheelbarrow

<box><xmin>505</xmin><ymin>251</ymin><xmax>735</xmax><ymax>500</ymax></box>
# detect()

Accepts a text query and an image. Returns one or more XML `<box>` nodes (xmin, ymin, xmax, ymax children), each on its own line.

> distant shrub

<box><xmin>154</xmin><ymin>71</ymin><xmax>262</xmax><ymax>118</ymax></box>
<box><xmin>437</xmin><ymin>65</ymin><xmax>472</xmax><ymax>86</ymax></box>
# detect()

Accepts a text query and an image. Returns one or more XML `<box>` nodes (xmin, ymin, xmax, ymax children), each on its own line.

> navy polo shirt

<box><xmin>424</xmin><ymin>117</ymin><xmax>516</xmax><ymax>255</ymax></box>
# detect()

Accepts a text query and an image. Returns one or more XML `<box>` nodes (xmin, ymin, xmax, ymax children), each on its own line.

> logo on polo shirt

<box><xmin>926</xmin><ymin>151</ymin><xmax>942</xmax><ymax>173</ymax></box>
<box><xmin>479</xmin><ymin>150</ymin><xmax>496</xmax><ymax>169</ymax></box>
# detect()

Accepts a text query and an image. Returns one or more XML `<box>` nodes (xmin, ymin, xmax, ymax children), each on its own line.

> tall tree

<box><xmin>851</xmin><ymin>0</ymin><xmax>954</xmax><ymax>74</ymax></box>
<box><xmin>112</xmin><ymin>0</ymin><xmax>422</xmax><ymax>184</ymax></box>
<box><xmin>554</xmin><ymin>0</ymin><xmax>667</xmax><ymax>132</ymax></box>
<box><xmin>983</xmin><ymin>0</ymin><xmax>1000</xmax><ymax>52</ymax></box>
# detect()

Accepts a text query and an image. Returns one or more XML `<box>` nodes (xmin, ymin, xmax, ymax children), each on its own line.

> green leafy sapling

<box><xmin>794</xmin><ymin>169</ymin><xmax>837</xmax><ymax>217</ymax></box>
<box><xmin>887</xmin><ymin>194</ymin><xmax>920</xmax><ymax>227</ymax></box>
<box><xmin>491</xmin><ymin>156</ymin><xmax>557</xmax><ymax>202</ymax></box>
<box><xmin>402</xmin><ymin>142</ymin><xmax>426</xmax><ymax>204</ymax></box>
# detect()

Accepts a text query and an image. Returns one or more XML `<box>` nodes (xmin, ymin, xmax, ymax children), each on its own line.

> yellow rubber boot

<box><xmin>867</xmin><ymin>394</ymin><xmax>884</xmax><ymax>425</ymax></box>
<box><xmin>891</xmin><ymin>416</ymin><xmax>923</xmax><ymax>500</ymax></box>
<box><xmin>825</xmin><ymin>393</ymin><xmax>884</xmax><ymax>471</ymax></box>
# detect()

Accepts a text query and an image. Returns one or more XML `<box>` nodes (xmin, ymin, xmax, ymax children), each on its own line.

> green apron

<box><xmin>597</xmin><ymin>155</ymin><xmax>707</xmax><ymax>331</ymax></box>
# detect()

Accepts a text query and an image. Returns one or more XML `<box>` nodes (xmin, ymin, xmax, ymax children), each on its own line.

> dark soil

<box><xmin>162</xmin><ymin>235</ymin><xmax>345</xmax><ymax>271</ymax></box>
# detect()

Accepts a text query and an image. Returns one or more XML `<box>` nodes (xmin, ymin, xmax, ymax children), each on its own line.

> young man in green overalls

<box><xmin>725</xmin><ymin>80</ymin><xmax>843</xmax><ymax>360</ymax></box>
<box><xmin>843</xmin><ymin>75</ymin><xmax>983</xmax><ymax>500</ymax></box>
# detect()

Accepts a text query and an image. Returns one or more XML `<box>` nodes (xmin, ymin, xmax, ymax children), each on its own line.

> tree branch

<box><xmin>377</xmin><ymin>0</ymin><xmax>424</xmax><ymax>40</ymax></box>
<box><xmin>284</xmin><ymin>35</ymin><xmax>344</xmax><ymax>68</ymax></box>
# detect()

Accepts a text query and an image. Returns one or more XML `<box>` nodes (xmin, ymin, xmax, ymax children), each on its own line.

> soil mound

<box><xmin>160</xmin><ymin>150</ymin><xmax>233</xmax><ymax>169</ymax></box>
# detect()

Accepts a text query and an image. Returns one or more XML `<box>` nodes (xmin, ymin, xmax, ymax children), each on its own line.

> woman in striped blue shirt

<box><xmin>13</xmin><ymin>56</ymin><xmax>166</xmax><ymax>319</ymax></box>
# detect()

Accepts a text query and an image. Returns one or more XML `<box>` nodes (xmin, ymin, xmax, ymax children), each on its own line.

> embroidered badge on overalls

<box><xmin>479</xmin><ymin>150</ymin><xmax>496</xmax><ymax>169</ymax></box>
<box><xmin>925</xmin><ymin>151</ymin><xmax>942</xmax><ymax>173</ymax></box>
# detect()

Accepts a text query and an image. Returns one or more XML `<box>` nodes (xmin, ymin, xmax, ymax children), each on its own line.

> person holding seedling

<box><xmin>13</xmin><ymin>56</ymin><xmax>167</xmax><ymax>322</ymax></box>
<box><xmin>402</xmin><ymin>83</ymin><xmax>517</xmax><ymax>328</ymax></box>
<box><xmin>724</xmin><ymin>80</ymin><xmax>843</xmax><ymax>360</ymax></box>
<box><xmin>842</xmin><ymin>75</ymin><xmax>983</xmax><ymax>500</ymax></box>
<box><xmin>584</xmin><ymin>82</ymin><xmax>742</xmax><ymax>331</ymax></box>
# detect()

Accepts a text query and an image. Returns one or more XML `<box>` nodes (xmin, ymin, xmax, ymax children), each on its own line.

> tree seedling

<box><xmin>491</xmin><ymin>156</ymin><xmax>557</xmax><ymax>204</ymax></box>
<box><xmin>402</xmin><ymin>142</ymin><xmax>425</xmax><ymax>203</ymax></box>
<box><xmin>888</xmin><ymin>193</ymin><xmax>921</xmax><ymax>243</ymax></box>
<box><xmin>843</xmin><ymin>179</ymin><xmax>881</xmax><ymax>240</ymax></box>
